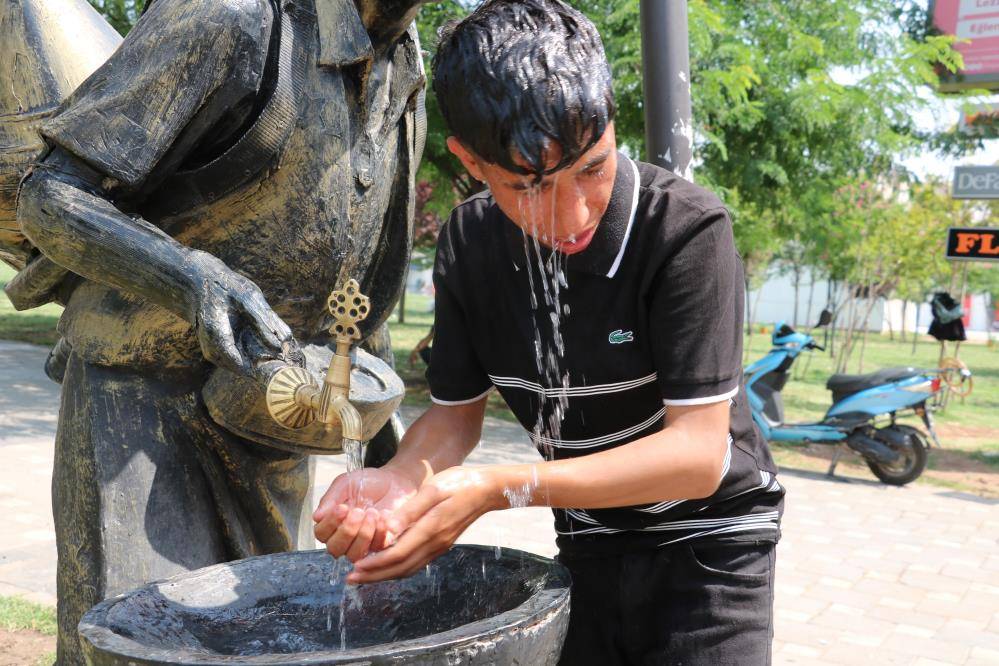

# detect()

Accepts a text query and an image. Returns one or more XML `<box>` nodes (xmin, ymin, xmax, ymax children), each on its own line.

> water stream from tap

<box><xmin>327</xmin><ymin>437</ymin><xmax>366</xmax><ymax>650</ymax></box>
<box><xmin>516</xmin><ymin>179</ymin><xmax>573</xmax><ymax>502</ymax></box>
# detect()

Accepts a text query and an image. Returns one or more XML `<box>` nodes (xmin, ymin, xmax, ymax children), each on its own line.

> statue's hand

<box><xmin>190</xmin><ymin>255</ymin><xmax>297</xmax><ymax>377</ymax></box>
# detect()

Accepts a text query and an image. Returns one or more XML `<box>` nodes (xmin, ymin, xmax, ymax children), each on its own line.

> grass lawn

<box><xmin>2</xmin><ymin>267</ymin><xmax>996</xmax><ymax>494</ymax></box>
<box><xmin>742</xmin><ymin>327</ymin><xmax>999</xmax><ymax>496</ymax></box>
<box><xmin>0</xmin><ymin>596</ymin><xmax>56</xmax><ymax>635</ymax></box>
<box><xmin>0</xmin><ymin>264</ymin><xmax>62</xmax><ymax>347</ymax></box>
<box><xmin>390</xmin><ymin>296</ymin><xmax>999</xmax><ymax>495</ymax></box>
<box><xmin>0</xmin><ymin>595</ymin><xmax>56</xmax><ymax>666</ymax></box>
<box><xmin>387</xmin><ymin>292</ymin><xmax>515</xmax><ymax>422</ymax></box>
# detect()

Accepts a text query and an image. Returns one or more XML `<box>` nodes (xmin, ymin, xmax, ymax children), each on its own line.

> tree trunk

<box><xmin>752</xmin><ymin>282</ymin><xmax>765</xmax><ymax>338</ymax></box>
<box><xmin>805</xmin><ymin>269</ymin><xmax>816</xmax><ymax>328</ymax></box>
<box><xmin>899</xmin><ymin>300</ymin><xmax>908</xmax><ymax>343</ymax></box>
<box><xmin>838</xmin><ymin>280</ymin><xmax>870</xmax><ymax>375</ymax></box>
<box><xmin>792</xmin><ymin>264</ymin><xmax>801</xmax><ymax>327</ymax></box>
<box><xmin>855</xmin><ymin>288</ymin><xmax>880</xmax><ymax>373</ymax></box>
<box><xmin>744</xmin><ymin>275</ymin><xmax>753</xmax><ymax>363</ymax></box>
<box><xmin>836</xmin><ymin>285</ymin><xmax>859</xmax><ymax>374</ymax></box>
<box><xmin>828</xmin><ymin>279</ymin><xmax>845</xmax><ymax>358</ymax></box>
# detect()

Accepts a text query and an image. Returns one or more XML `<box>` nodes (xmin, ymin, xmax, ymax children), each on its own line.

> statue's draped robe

<box><xmin>26</xmin><ymin>0</ymin><xmax>424</xmax><ymax>662</ymax></box>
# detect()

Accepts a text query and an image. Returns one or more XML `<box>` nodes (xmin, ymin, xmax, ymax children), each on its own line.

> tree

<box><xmin>94</xmin><ymin>0</ymin><xmax>983</xmax><ymax>293</ymax></box>
<box><xmin>416</xmin><ymin>1</ymin><xmax>971</xmax><ymax>270</ymax></box>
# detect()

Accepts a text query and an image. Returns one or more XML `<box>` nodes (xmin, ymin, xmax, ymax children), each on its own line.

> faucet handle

<box><xmin>327</xmin><ymin>279</ymin><xmax>370</xmax><ymax>341</ymax></box>
<box><xmin>266</xmin><ymin>366</ymin><xmax>318</xmax><ymax>429</ymax></box>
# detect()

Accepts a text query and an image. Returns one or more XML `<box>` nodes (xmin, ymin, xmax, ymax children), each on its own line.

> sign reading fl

<box><xmin>947</xmin><ymin>227</ymin><xmax>999</xmax><ymax>261</ymax></box>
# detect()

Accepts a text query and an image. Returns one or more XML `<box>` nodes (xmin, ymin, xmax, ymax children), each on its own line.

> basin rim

<box><xmin>78</xmin><ymin>545</ymin><xmax>571</xmax><ymax>665</ymax></box>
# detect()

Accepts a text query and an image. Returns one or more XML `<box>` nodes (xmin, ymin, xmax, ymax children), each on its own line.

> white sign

<box><xmin>957</xmin><ymin>15</ymin><xmax>999</xmax><ymax>41</ymax></box>
<box><xmin>952</xmin><ymin>166</ymin><xmax>999</xmax><ymax>199</ymax></box>
<box><xmin>959</xmin><ymin>0</ymin><xmax>999</xmax><ymax>17</ymax></box>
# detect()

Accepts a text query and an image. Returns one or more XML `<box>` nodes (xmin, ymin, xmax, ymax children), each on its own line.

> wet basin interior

<box><xmin>87</xmin><ymin>546</ymin><xmax>565</xmax><ymax>658</ymax></box>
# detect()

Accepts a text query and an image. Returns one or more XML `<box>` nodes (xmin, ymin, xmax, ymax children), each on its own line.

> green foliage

<box><xmin>86</xmin><ymin>0</ymin><xmax>990</xmax><ymax>298</ymax></box>
<box><xmin>86</xmin><ymin>0</ymin><xmax>146</xmax><ymax>35</ymax></box>
<box><xmin>413</xmin><ymin>0</ymin><xmax>983</xmax><ymax>269</ymax></box>
<box><xmin>410</xmin><ymin>2</ymin><xmax>485</xmax><ymax>247</ymax></box>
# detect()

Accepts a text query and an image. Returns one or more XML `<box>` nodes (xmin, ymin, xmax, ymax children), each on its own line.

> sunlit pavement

<box><xmin>1</xmin><ymin>340</ymin><xmax>997</xmax><ymax>664</ymax></box>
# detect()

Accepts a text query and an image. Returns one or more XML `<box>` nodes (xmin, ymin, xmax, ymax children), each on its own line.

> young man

<box><xmin>314</xmin><ymin>1</ymin><xmax>784</xmax><ymax>663</ymax></box>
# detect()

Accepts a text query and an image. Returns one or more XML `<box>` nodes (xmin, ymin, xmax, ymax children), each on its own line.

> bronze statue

<box><xmin>5</xmin><ymin>0</ymin><xmax>428</xmax><ymax>662</ymax></box>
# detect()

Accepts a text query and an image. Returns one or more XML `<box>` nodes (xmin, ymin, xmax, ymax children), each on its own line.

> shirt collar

<box><xmin>503</xmin><ymin>152</ymin><xmax>640</xmax><ymax>278</ymax></box>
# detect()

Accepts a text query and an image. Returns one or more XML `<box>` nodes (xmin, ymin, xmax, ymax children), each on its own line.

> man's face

<box><xmin>447</xmin><ymin>124</ymin><xmax>618</xmax><ymax>255</ymax></box>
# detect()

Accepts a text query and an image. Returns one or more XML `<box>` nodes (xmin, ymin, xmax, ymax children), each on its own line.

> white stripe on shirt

<box><xmin>530</xmin><ymin>407</ymin><xmax>666</xmax><ymax>450</ymax></box>
<box><xmin>488</xmin><ymin>372</ymin><xmax>658</xmax><ymax>398</ymax></box>
<box><xmin>638</xmin><ymin>434</ymin><xmax>732</xmax><ymax>515</ymax></box>
<box><xmin>430</xmin><ymin>386</ymin><xmax>495</xmax><ymax>406</ymax></box>
<box><xmin>606</xmin><ymin>158</ymin><xmax>641</xmax><ymax>279</ymax></box>
<box><xmin>557</xmin><ymin>510</ymin><xmax>780</xmax><ymax>537</ymax></box>
<box><xmin>662</xmin><ymin>384</ymin><xmax>739</xmax><ymax>406</ymax></box>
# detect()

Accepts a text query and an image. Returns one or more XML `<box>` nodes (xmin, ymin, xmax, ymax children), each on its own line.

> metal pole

<box><xmin>640</xmin><ymin>0</ymin><xmax>693</xmax><ymax>180</ymax></box>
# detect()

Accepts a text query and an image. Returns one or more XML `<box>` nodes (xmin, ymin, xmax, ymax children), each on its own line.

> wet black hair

<box><xmin>432</xmin><ymin>0</ymin><xmax>616</xmax><ymax>178</ymax></box>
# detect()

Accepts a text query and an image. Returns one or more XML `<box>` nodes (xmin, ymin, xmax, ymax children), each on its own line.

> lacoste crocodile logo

<box><xmin>608</xmin><ymin>329</ymin><xmax>634</xmax><ymax>344</ymax></box>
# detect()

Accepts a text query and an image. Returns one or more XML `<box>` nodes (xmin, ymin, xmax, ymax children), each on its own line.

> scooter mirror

<box><xmin>815</xmin><ymin>309</ymin><xmax>833</xmax><ymax>328</ymax></box>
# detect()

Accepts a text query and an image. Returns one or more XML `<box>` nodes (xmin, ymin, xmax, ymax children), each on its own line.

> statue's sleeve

<box><xmin>39</xmin><ymin>0</ymin><xmax>273</xmax><ymax>192</ymax></box>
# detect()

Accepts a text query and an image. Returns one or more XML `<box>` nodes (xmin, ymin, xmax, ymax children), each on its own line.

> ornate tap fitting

<box><xmin>265</xmin><ymin>279</ymin><xmax>370</xmax><ymax>441</ymax></box>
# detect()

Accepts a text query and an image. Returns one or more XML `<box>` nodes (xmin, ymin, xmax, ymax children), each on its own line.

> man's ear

<box><xmin>446</xmin><ymin>137</ymin><xmax>487</xmax><ymax>183</ymax></box>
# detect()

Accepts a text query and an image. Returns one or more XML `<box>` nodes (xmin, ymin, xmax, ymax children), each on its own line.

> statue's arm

<box><xmin>6</xmin><ymin>0</ymin><xmax>275</xmax><ymax>313</ymax></box>
<box><xmin>18</xmin><ymin>149</ymin><xmax>293</xmax><ymax>375</ymax></box>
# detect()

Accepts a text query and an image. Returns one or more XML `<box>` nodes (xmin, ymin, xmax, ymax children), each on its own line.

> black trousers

<box><xmin>557</xmin><ymin>541</ymin><xmax>776</xmax><ymax>666</ymax></box>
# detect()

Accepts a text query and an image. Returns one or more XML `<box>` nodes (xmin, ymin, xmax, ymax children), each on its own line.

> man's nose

<box><xmin>555</xmin><ymin>182</ymin><xmax>589</xmax><ymax>229</ymax></box>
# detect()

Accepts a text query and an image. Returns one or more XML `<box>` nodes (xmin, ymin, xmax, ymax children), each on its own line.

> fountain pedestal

<box><xmin>79</xmin><ymin>545</ymin><xmax>571</xmax><ymax>665</ymax></box>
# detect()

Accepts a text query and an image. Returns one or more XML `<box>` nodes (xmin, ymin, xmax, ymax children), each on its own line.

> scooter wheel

<box><xmin>865</xmin><ymin>425</ymin><xmax>929</xmax><ymax>486</ymax></box>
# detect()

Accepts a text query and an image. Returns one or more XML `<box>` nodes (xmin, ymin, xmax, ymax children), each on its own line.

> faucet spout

<box><xmin>329</xmin><ymin>394</ymin><xmax>363</xmax><ymax>442</ymax></box>
<box><xmin>264</xmin><ymin>278</ymin><xmax>372</xmax><ymax>446</ymax></box>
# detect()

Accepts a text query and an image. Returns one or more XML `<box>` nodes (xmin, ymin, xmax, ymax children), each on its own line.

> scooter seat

<box><xmin>826</xmin><ymin>367</ymin><xmax>923</xmax><ymax>399</ymax></box>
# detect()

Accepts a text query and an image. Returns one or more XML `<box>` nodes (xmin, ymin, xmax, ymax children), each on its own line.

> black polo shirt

<box><xmin>428</xmin><ymin>154</ymin><xmax>784</xmax><ymax>555</ymax></box>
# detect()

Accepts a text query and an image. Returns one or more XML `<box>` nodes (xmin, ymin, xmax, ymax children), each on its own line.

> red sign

<box><xmin>932</xmin><ymin>0</ymin><xmax>999</xmax><ymax>91</ymax></box>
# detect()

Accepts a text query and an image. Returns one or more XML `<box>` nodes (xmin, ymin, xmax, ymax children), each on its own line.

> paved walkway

<box><xmin>1</xmin><ymin>340</ymin><xmax>997</xmax><ymax>664</ymax></box>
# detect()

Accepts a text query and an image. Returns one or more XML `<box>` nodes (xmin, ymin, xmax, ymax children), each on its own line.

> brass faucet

<box><xmin>265</xmin><ymin>279</ymin><xmax>369</xmax><ymax>441</ymax></box>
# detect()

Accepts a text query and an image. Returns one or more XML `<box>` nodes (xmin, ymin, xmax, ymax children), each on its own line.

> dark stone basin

<box><xmin>79</xmin><ymin>546</ymin><xmax>571</xmax><ymax>665</ymax></box>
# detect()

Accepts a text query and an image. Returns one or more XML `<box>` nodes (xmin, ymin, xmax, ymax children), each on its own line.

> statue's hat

<box><xmin>0</xmin><ymin>0</ymin><xmax>121</xmax><ymax>269</ymax></box>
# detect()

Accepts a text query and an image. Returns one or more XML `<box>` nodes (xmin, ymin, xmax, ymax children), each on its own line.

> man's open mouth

<box><xmin>555</xmin><ymin>224</ymin><xmax>598</xmax><ymax>254</ymax></box>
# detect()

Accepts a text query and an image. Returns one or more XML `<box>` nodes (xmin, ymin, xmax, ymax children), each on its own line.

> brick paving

<box><xmin>1</xmin><ymin>340</ymin><xmax>997</xmax><ymax>664</ymax></box>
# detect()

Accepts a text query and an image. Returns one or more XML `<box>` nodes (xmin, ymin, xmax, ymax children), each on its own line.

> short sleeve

<box><xmin>650</xmin><ymin>207</ymin><xmax>744</xmax><ymax>405</ymax></box>
<box><xmin>426</xmin><ymin>228</ymin><xmax>493</xmax><ymax>405</ymax></box>
<box><xmin>40</xmin><ymin>0</ymin><xmax>272</xmax><ymax>191</ymax></box>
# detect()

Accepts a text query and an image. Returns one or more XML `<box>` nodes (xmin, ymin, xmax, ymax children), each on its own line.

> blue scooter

<box><xmin>744</xmin><ymin>312</ymin><xmax>955</xmax><ymax>486</ymax></box>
